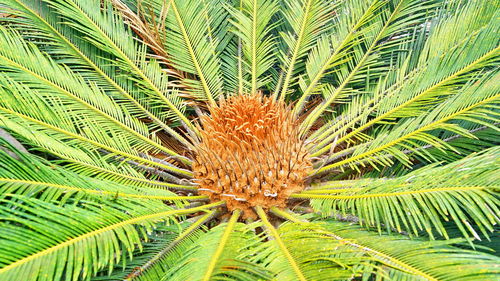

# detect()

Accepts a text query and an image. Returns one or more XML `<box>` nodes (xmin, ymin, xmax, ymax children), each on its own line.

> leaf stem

<box><xmin>255</xmin><ymin>206</ymin><xmax>307</xmax><ymax>281</ymax></box>
<box><xmin>202</xmin><ymin>209</ymin><xmax>241</xmax><ymax>281</ymax></box>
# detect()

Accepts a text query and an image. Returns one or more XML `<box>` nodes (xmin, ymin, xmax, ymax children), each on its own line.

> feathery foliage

<box><xmin>0</xmin><ymin>0</ymin><xmax>499</xmax><ymax>280</ymax></box>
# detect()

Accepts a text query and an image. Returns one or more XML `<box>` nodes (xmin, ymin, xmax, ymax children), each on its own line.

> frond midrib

<box><xmin>300</xmin><ymin>0</ymin><xmax>406</xmax><ymax>132</ymax></box>
<box><xmin>256</xmin><ymin>206</ymin><xmax>307</xmax><ymax>281</ymax></box>
<box><xmin>292</xmin><ymin>0</ymin><xmax>384</xmax><ymax>116</ymax></box>
<box><xmin>292</xmin><ymin>185</ymin><xmax>494</xmax><ymax>199</ymax></box>
<box><xmin>0</xmin><ymin>178</ymin><xmax>205</xmax><ymax>200</ymax></box>
<box><xmin>328</xmin><ymin>45</ymin><xmax>500</xmax><ymax>151</ymax></box>
<box><xmin>202</xmin><ymin>209</ymin><xmax>240</xmax><ymax>281</ymax></box>
<box><xmin>320</xmin><ymin>93</ymin><xmax>499</xmax><ymax>171</ymax></box>
<box><xmin>281</xmin><ymin>215</ymin><xmax>438</xmax><ymax>281</ymax></box>
<box><xmin>169</xmin><ymin>0</ymin><xmax>217</xmax><ymax>106</ymax></box>
<box><xmin>328</xmin><ymin>231</ymin><xmax>438</xmax><ymax>281</ymax></box>
<box><xmin>279</xmin><ymin>0</ymin><xmax>313</xmax><ymax>101</ymax></box>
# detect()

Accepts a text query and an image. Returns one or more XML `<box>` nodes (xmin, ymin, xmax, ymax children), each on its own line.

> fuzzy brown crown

<box><xmin>193</xmin><ymin>93</ymin><xmax>312</xmax><ymax>218</ymax></box>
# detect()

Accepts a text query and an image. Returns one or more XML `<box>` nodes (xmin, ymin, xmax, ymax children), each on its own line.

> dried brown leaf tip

<box><xmin>193</xmin><ymin>93</ymin><xmax>312</xmax><ymax>218</ymax></box>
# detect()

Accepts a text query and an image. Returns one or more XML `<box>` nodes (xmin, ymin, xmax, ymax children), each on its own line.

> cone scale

<box><xmin>193</xmin><ymin>93</ymin><xmax>312</xmax><ymax>218</ymax></box>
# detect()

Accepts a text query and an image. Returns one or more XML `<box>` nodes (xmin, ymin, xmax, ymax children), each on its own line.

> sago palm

<box><xmin>0</xmin><ymin>0</ymin><xmax>499</xmax><ymax>280</ymax></box>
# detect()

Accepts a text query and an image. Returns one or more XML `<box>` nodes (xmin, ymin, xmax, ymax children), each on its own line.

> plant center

<box><xmin>193</xmin><ymin>93</ymin><xmax>312</xmax><ymax>218</ymax></box>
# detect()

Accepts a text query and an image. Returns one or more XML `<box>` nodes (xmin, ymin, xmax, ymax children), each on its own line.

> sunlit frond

<box><xmin>276</xmin><ymin>0</ymin><xmax>335</xmax><ymax>100</ymax></box>
<box><xmin>311</xmin><ymin>1</ymin><xmax>498</xmax><ymax>158</ymax></box>
<box><xmin>252</xmin><ymin>207</ymin><xmax>367</xmax><ymax>280</ymax></box>
<box><xmin>162</xmin><ymin>0</ymin><xmax>224</xmax><ymax>104</ymax></box>
<box><xmin>0</xmin><ymin>0</ymin><xmax>187</xmax><ymax>143</ymax></box>
<box><xmin>322</xmin><ymin>221</ymin><xmax>500</xmax><ymax>281</ymax></box>
<box><xmin>319</xmin><ymin>70</ymin><xmax>499</xmax><ymax>172</ymax></box>
<box><xmin>45</xmin><ymin>0</ymin><xmax>197</xmax><ymax>136</ymax></box>
<box><xmin>227</xmin><ymin>0</ymin><xmax>279</xmax><ymax>93</ymax></box>
<box><xmin>0</xmin><ymin>139</ymin><xmax>197</xmax><ymax>204</ymax></box>
<box><xmin>301</xmin><ymin>147</ymin><xmax>500</xmax><ymax>239</ymax></box>
<box><xmin>0</xmin><ymin>195</ymin><xmax>222</xmax><ymax>281</ymax></box>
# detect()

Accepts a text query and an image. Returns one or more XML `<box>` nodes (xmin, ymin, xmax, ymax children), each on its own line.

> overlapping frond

<box><xmin>227</xmin><ymin>0</ymin><xmax>279</xmax><ymax>93</ymax></box>
<box><xmin>295</xmin><ymin>0</ymin><xmax>438</xmax><ymax>119</ymax></box>
<box><xmin>317</xmin><ymin>70</ymin><xmax>499</xmax><ymax>172</ymax></box>
<box><xmin>161</xmin><ymin>0</ymin><xmax>224</xmax><ymax>104</ymax></box>
<box><xmin>0</xmin><ymin>0</ymin><xmax>197</xmax><ymax>145</ymax></box>
<box><xmin>45</xmin><ymin>0</ymin><xmax>196</xmax><ymax>134</ymax></box>
<box><xmin>0</xmin><ymin>84</ymin><xmax>192</xmax><ymax>179</ymax></box>
<box><xmin>124</xmin><ymin>212</ymin><xmax>216</xmax><ymax>280</ymax></box>
<box><xmin>0</xmin><ymin>26</ymin><xmax>179</xmax><ymax>154</ymax></box>
<box><xmin>0</xmin><ymin>139</ymin><xmax>197</xmax><ymax>204</ymax></box>
<box><xmin>0</xmin><ymin>195</ymin><xmax>222</xmax><ymax>281</ymax></box>
<box><xmin>161</xmin><ymin>211</ymin><xmax>272</xmax><ymax>281</ymax></box>
<box><xmin>0</xmin><ymin>0</ymin><xmax>187</xmax><ymax>141</ymax></box>
<box><xmin>276</xmin><ymin>0</ymin><xmax>334</xmax><ymax>100</ymax></box>
<box><xmin>321</xmin><ymin>221</ymin><xmax>500</xmax><ymax>281</ymax></box>
<box><xmin>131</xmin><ymin>230</ymin><xmax>205</xmax><ymax>281</ymax></box>
<box><xmin>310</xmin><ymin>0</ymin><xmax>498</xmax><ymax>160</ymax></box>
<box><xmin>0</xmin><ymin>25</ymin><xmax>195</xmax><ymax>181</ymax></box>
<box><xmin>92</xmin><ymin>223</ymin><xmax>183</xmax><ymax>281</ymax></box>
<box><xmin>251</xmin><ymin>208</ymin><xmax>366</xmax><ymax>280</ymax></box>
<box><xmin>301</xmin><ymin>147</ymin><xmax>500</xmax><ymax>239</ymax></box>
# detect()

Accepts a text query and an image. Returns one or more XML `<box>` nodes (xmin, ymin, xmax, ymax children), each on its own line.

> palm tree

<box><xmin>0</xmin><ymin>0</ymin><xmax>498</xmax><ymax>280</ymax></box>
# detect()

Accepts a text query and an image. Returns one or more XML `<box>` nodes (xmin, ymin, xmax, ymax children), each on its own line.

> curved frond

<box><xmin>92</xmin><ymin>224</ymin><xmax>183</xmax><ymax>281</ymax></box>
<box><xmin>254</xmin><ymin>207</ymin><xmax>365</xmax><ymax>280</ymax></box>
<box><xmin>311</xmin><ymin>2</ymin><xmax>499</xmax><ymax>158</ymax></box>
<box><xmin>300</xmin><ymin>147</ymin><xmax>500</xmax><ymax>239</ymax></box>
<box><xmin>276</xmin><ymin>0</ymin><xmax>335</xmax><ymax>100</ymax></box>
<box><xmin>0</xmin><ymin>196</ymin><xmax>222</xmax><ymax>281</ymax></box>
<box><xmin>160</xmin><ymin>212</ymin><xmax>272</xmax><ymax>281</ymax></box>
<box><xmin>295</xmin><ymin>0</ymin><xmax>437</xmax><ymax>118</ymax></box>
<box><xmin>45</xmin><ymin>0</ymin><xmax>197</xmax><ymax>136</ymax></box>
<box><xmin>321</xmin><ymin>221</ymin><xmax>500</xmax><ymax>281</ymax></box>
<box><xmin>0</xmin><ymin>76</ymin><xmax>192</xmax><ymax>177</ymax></box>
<box><xmin>123</xmin><ymin>211</ymin><xmax>216</xmax><ymax>280</ymax></box>
<box><xmin>163</xmin><ymin>0</ymin><xmax>224</xmax><ymax>104</ymax></box>
<box><xmin>227</xmin><ymin>0</ymin><xmax>279</xmax><ymax>93</ymax></box>
<box><xmin>319</xmin><ymin>71</ymin><xmax>499</xmax><ymax>172</ymax></box>
<box><xmin>0</xmin><ymin>0</ymin><xmax>184</xmax><ymax>142</ymax></box>
<box><xmin>0</xmin><ymin>141</ymin><xmax>197</xmax><ymax>204</ymax></box>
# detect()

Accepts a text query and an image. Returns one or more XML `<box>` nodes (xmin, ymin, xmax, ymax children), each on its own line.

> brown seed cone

<box><xmin>193</xmin><ymin>93</ymin><xmax>312</xmax><ymax>218</ymax></box>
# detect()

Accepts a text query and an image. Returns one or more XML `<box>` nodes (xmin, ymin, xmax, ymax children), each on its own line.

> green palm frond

<box><xmin>0</xmin><ymin>195</ymin><xmax>222</xmax><ymax>281</ymax></box>
<box><xmin>302</xmin><ymin>146</ymin><xmax>500</xmax><ymax>239</ymax></box>
<box><xmin>0</xmin><ymin>0</ymin><xmax>191</xmax><ymax>144</ymax></box>
<box><xmin>162</xmin><ymin>211</ymin><xmax>273</xmax><ymax>281</ymax></box>
<box><xmin>308</xmin><ymin>1</ymin><xmax>498</xmax><ymax>154</ymax></box>
<box><xmin>161</xmin><ymin>0</ymin><xmax>224</xmax><ymax>105</ymax></box>
<box><xmin>46</xmin><ymin>0</ymin><xmax>196</xmax><ymax>136</ymax></box>
<box><xmin>0</xmin><ymin>80</ymin><xmax>191</xmax><ymax>178</ymax></box>
<box><xmin>253</xmin><ymin>208</ymin><xmax>367</xmax><ymax>280</ymax></box>
<box><xmin>227</xmin><ymin>0</ymin><xmax>279</xmax><ymax>93</ymax></box>
<box><xmin>318</xmin><ymin>71</ymin><xmax>499</xmax><ymax>172</ymax></box>
<box><xmin>92</xmin><ymin>223</ymin><xmax>185</xmax><ymax>281</ymax></box>
<box><xmin>321</xmin><ymin>222</ymin><xmax>500</xmax><ymax>281</ymax></box>
<box><xmin>295</xmin><ymin>0</ymin><xmax>439</xmax><ymax>121</ymax></box>
<box><xmin>271</xmin><ymin>212</ymin><xmax>500</xmax><ymax>280</ymax></box>
<box><xmin>276</xmin><ymin>0</ymin><xmax>334</xmax><ymax>100</ymax></box>
<box><xmin>126</xmin><ymin>212</ymin><xmax>215</xmax><ymax>281</ymax></box>
<box><xmin>0</xmin><ymin>27</ymin><xmax>173</xmax><ymax>155</ymax></box>
<box><xmin>0</xmin><ymin>139</ymin><xmax>197</xmax><ymax>203</ymax></box>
